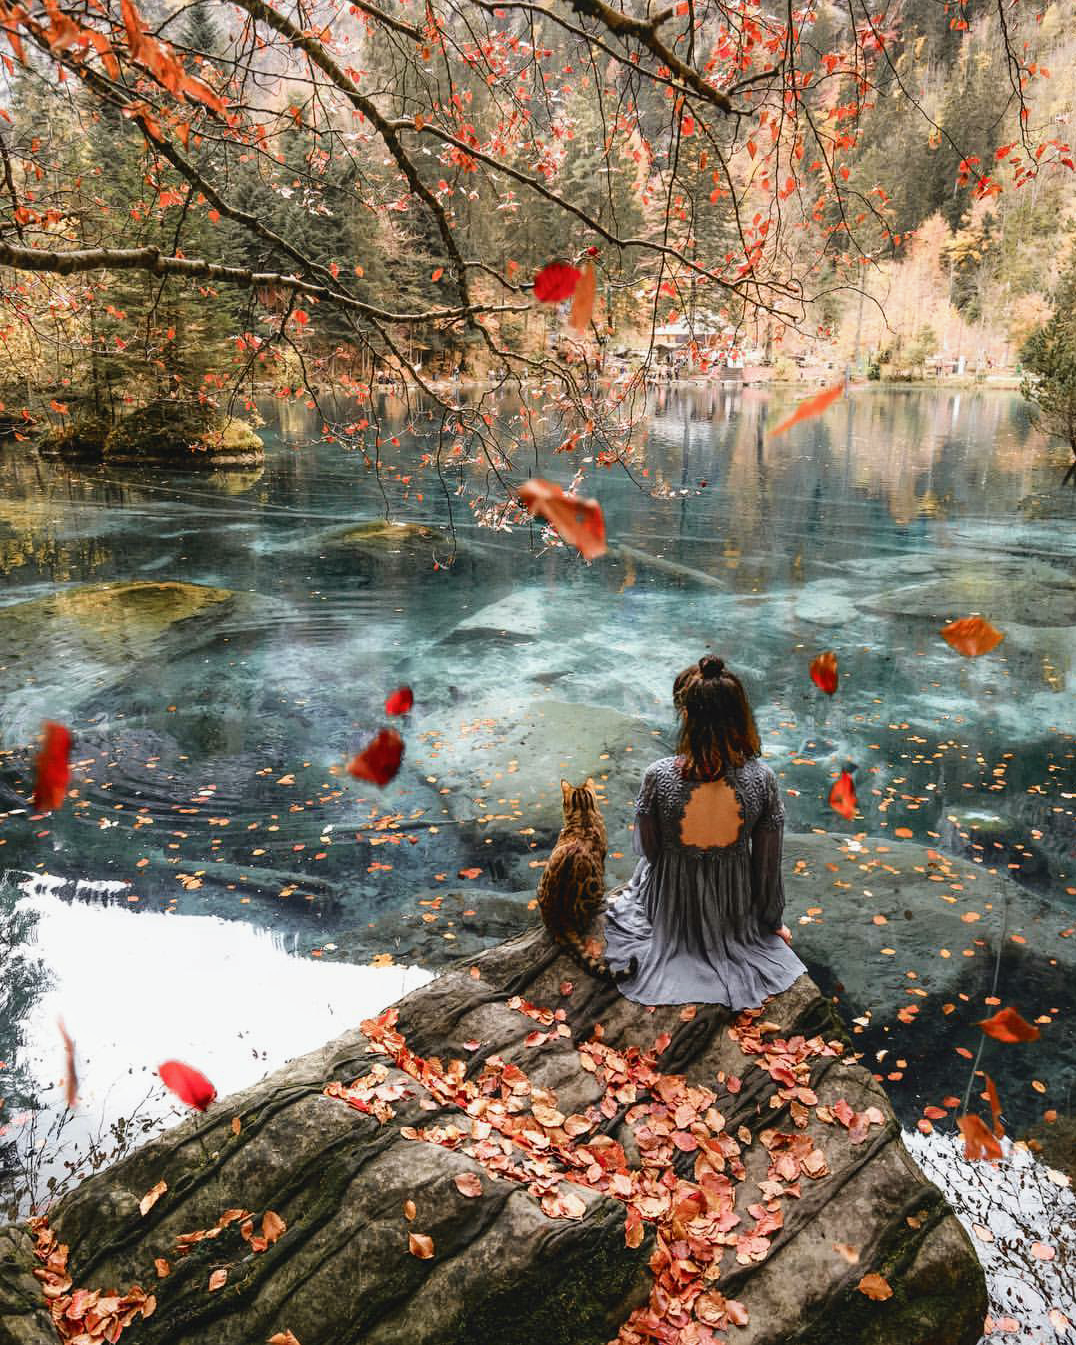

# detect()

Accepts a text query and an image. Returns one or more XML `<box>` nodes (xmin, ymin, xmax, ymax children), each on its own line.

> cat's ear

<box><xmin>584</xmin><ymin>777</ymin><xmax>595</xmax><ymax>791</ymax></box>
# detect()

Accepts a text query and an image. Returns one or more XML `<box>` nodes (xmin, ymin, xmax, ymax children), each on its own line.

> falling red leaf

<box><xmin>159</xmin><ymin>1060</ymin><xmax>217</xmax><ymax>1111</ymax></box>
<box><xmin>347</xmin><ymin>729</ymin><xmax>404</xmax><ymax>787</ymax></box>
<box><xmin>828</xmin><ymin>771</ymin><xmax>857</xmax><ymax>820</ymax></box>
<box><xmin>809</xmin><ymin>651</ymin><xmax>838</xmax><ymax>695</ymax></box>
<box><xmin>533</xmin><ymin>261</ymin><xmax>582</xmax><ymax>303</ymax></box>
<box><xmin>569</xmin><ymin>261</ymin><xmax>596</xmax><ymax>334</ymax></box>
<box><xmin>770</xmin><ymin>381</ymin><xmax>845</xmax><ymax>437</ymax></box>
<box><xmin>957</xmin><ymin>1113</ymin><xmax>1003</xmax><ymax>1161</ymax></box>
<box><xmin>408</xmin><ymin>1232</ymin><xmax>435</xmax><ymax>1259</ymax></box>
<box><xmin>518</xmin><ymin>478</ymin><xmax>607</xmax><ymax>560</ymax></box>
<box><xmin>384</xmin><ymin>686</ymin><xmax>414</xmax><ymax>716</ymax></box>
<box><xmin>984</xmin><ymin>1073</ymin><xmax>1004</xmax><ymax>1138</ymax></box>
<box><xmin>431</xmin><ymin>267</ymin><xmax>444</xmax><ymax>282</ymax></box>
<box><xmin>57</xmin><ymin>1018</ymin><xmax>77</xmax><ymax>1110</ymax></box>
<box><xmin>33</xmin><ymin>721</ymin><xmax>71</xmax><ymax>812</ymax></box>
<box><xmin>939</xmin><ymin>616</ymin><xmax>1004</xmax><ymax>657</ymax></box>
<box><xmin>857</xmin><ymin>1273</ymin><xmax>893</xmax><ymax>1301</ymax></box>
<box><xmin>977</xmin><ymin>1006</ymin><xmax>1039</xmax><ymax>1043</ymax></box>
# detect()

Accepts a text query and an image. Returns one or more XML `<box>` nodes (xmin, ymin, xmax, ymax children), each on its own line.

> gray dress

<box><xmin>604</xmin><ymin>755</ymin><xmax>807</xmax><ymax>1009</ymax></box>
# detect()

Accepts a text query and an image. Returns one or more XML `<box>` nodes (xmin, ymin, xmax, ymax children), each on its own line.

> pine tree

<box><xmin>1021</xmin><ymin>253</ymin><xmax>1076</xmax><ymax>483</ymax></box>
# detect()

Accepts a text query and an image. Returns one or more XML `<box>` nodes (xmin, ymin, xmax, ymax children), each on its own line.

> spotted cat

<box><xmin>537</xmin><ymin>779</ymin><xmax>635</xmax><ymax>982</ymax></box>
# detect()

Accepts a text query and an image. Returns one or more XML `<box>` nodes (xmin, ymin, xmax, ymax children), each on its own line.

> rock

<box><xmin>792</xmin><ymin>586</ymin><xmax>860</xmax><ymax>626</ymax></box>
<box><xmin>409</xmin><ymin>697</ymin><xmax>662</xmax><ymax>840</ymax></box>
<box><xmin>939</xmin><ymin>809</ymin><xmax>1050</xmax><ymax>888</ymax></box>
<box><xmin>104</xmin><ymin>403</ymin><xmax>264</xmax><ymax>467</ymax></box>
<box><xmin>36</xmin><ymin>417</ymin><xmax>108</xmax><ymax>462</ymax></box>
<box><xmin>317</xmin><ymin>520</ymin><xmax>449</xmax><ymax>554</ymax></box>
<box><xmin>0</xmin><ymin>931</ymin><xmax>985</xmax><ymax>1345</ymax></box>
<box><xmin>857</xmin><ymin>562</ymin><xmax>1076</xmax><ymax>627</ymax></box>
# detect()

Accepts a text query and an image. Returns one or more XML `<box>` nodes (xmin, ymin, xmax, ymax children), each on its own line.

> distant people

<box><xmin>605</xmin><ymin>656</ymin><xmax>806</xmax><ymax>1009</ymax></box>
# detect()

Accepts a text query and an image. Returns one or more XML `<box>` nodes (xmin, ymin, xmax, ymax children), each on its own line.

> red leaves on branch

<box><xmin>569</xmin><ymin>261</ymin><xmax>596</xmax><ymax>334</ymax></box>
<box><xmin>769</xmin><ymin>381</ymin><xmax>845</xmax><ymax>436</ymax></box>
<box><xmin>828</xmin><ymin>770</ymin><xmax>857</xmax><ymax>820</ymax></box>
<box><xmin>384</xmin><ymin>686</ymin><xmax>414</xmax><ymax>716</ymax></box>
<box><xmin>939</xmin><ymin>616</ymin><xmax>1004</xmax><ymax>656</ymax></box>
<box><xmin>348</xmin><ymin>728</ymin><xmax>405</xmax><ymax>787</ymax></box>
<box><xmin>121</xmin><ymin>0</ymin><xmax>228</xmax><ymax>115</ymax></box>
<box><xmin>518</xmin><ymin>478</ymin><xmax>607</xmax><ymax>560</ymax></box>
<box><xmin>976</xmin><ymin>1006</ymin><xmax>1039</xmax><ymax>1043</ymax></box>
<box><xmin>809</xmin><ymin>651</ymin><xmax>838</xmax><ymax>695</ymax></box>
<box><xmin>533</xmin><ymin>262</ymin><xmax>582</xmax><ymax>303</ymax></box>
<box><xmin>957</xmin><ymin>1113</ymin><xmax>1003</xmax><ymax>1162</ymax></box>
<box><xmin>33</xmin><ymin>721</ymin><xmax>71</xmax><ymax>812</ymax></box>
<box><xmin>158</xmin><ymin>1060</ymin><xmax>217</xmax><ymax>1111</ymax></box>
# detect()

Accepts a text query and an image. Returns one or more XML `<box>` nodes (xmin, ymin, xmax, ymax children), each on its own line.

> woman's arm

<box><xmin>751</xmin><ymin>766</ymin><xmax>787</xmax><ymax>935</ymax></box>
<box><xmin>632</xmin><ymin>765</ymin><xmax>661</xmax><ymax>864</ymax></box>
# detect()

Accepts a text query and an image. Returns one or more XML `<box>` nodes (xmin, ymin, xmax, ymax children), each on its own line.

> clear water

<box><xmin>1</xmin><ymin>386</ymin><xmax>1073</xmax><ymax>1182</ymax></box>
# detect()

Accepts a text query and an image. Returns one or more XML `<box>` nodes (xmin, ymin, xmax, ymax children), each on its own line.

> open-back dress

<box><xmin>604</xmin><ymin>754</ymin><xmax>806</xmax><ymax>1009</ymax></box>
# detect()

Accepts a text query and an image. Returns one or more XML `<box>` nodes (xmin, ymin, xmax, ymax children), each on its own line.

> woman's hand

<box><xmin>776</xmin><ymin>924</ymin><xmax>793</xmax><ymax>947</ymax></box>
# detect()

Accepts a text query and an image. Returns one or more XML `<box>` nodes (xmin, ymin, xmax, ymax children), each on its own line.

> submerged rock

<box><xmin>0</xmin><ymin>931</ymin><xmax>985</xmax><ymax>1345</ymax></box>
<box><xmin>940</xmin><ymin>809</ymin><xmax>1050</xmax><ymax>887</ymax></box>
<box><xmin>858</xmin><ymin>561</ymin><xmax>1076</xmax><ymax>627</ymax></box>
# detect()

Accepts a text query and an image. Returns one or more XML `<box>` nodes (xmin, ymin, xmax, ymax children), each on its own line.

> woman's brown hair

<box><xmin>673</xmin><ymin>655</ymin><xmax>761</xmax><ymax>779</ymax></box>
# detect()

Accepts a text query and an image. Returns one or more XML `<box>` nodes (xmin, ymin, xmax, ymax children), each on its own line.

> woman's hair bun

<box><xmin>698</xmin><ymin>654</ymin><xmax>725</xmax><ymax>679</ymax></box>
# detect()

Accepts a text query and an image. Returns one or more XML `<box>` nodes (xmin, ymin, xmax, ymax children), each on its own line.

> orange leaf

<box><xmin>453</xmin><ymin>1172</ymin><xmax>482</xmax><ymax>1198</ymax></box>
<box><xmin>828</xmin><ymin>770</ymin><xmax>857</xmax><ymax>820</ymax></box>
<box><xmin>957</xmin><ymin>1113</ymin><xmax>1003</xmax><ymax>1161</ymax></box>
<box><xmin>139</xmin><ymin>1180</ymin><xmax>167</xmax><ymax>1217</ymax></box>
<box><xmin>262</xmin><ymin>1210</ymin><xmax>286</xmax><ymax>1245</ymax></box>
<box><xmin>569</xmin><ymin>260</ymin><xmax>596</xmax><ymax>334</ymax></box>
<box><xmin>984</xmin><ymin>1072</ymin><xmax>1004</xmax><ymax>1138</ymax></box>
<box><xmin>457</xmin><ymin>867</ymin><xmax>482</xmax><ymax>879</ymax></box>
<box><xmin>208</xmin><ymin>1268</ymin><xmax>228</xmax><ymax>1291</ymax></box>
<box><xmin>518</xmin><ymin>477</ymin><xmax>607</xmax><ymax>560</ymax></box>
<box><xmin>977</xmin><ymin>1006</ymin><xmax>1039</xmax><ymax>1043</ymax></box>
<box><xmin>857</xmin><ymin>1273</ymin><xmax>892</xmax><ymax>1300</ymax></box>
<box><xmin>809</xmin><ymin>651</ymin><xmax>838</xmax><ymax>695</ymax></box>
<box><xmin>403</xmin><ymin>1200</ymin><xmax>416</xmax><ymax>1220</ymax></box>
<box><xmin>57</xmin><ymin>1017</ymin><xmax>77</xmax><ymax>1110</ymax></box>
<box><xmin>939</xmin><ymin>616</ymin><xmax>1004</xmax><ymax>656</ymax></box>
<box><xmin>268</xmin><ymin>1334</ymin><xmax>303</xmax><ymax>1345</ymax></box>
<box><xmin>33</xmin><ymin>721</ymin><xmax>71</xmax><ymax>812</ymax></box>
<box><xmin>347</xmin><ymin>729</ymin><xmax>404</xmax><ymax>787</ymax></box>
<box><xmin>408</xmin><ymin>1232</ymin><xmax>435</xmax><ymax>1259</ymax></box>
<box><xmin>770</xmin><ymin>380</ymin><xmax>845</xmax><ymax>436</ymax></box>
<box><xmin>431</xmin><ymin>267</ymin><xmax>444</xmax><ymax>282</ymax></box>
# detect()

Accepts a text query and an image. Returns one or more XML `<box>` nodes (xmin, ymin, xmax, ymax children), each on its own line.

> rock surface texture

<box><xmin>0</xmin><ymin>930</ymin><xmax>985</xmax><ymax>1345</ymax></box>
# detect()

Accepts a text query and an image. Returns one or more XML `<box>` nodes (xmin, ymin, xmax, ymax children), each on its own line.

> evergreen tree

<box><xmin>1021</xmin><ymin>254</ymin><xmax>1076</xmax><ymax>483</ymax></box>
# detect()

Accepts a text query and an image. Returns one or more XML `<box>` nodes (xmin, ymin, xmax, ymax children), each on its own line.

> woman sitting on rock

<box><xmin>605</xmin><ymin>654</ymin><xmax>806</xmax><ymax>1009</ymax></box>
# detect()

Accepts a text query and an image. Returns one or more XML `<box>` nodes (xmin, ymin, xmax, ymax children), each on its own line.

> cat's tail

<box><xmin>559</xmin><ymin>929</ymin><xmax>638</xmax><ymax>984</ymax></box>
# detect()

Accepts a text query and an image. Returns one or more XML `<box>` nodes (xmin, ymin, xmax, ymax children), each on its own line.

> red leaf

<box><xmin>33</xmin><ymin>721</ymin><xmax>71</xmax><ymax>812</ymax></box>
<box><xmin>809</xmin><ymin>651</ymin><xmax>838</xmax><ymax>695</ymax></box>
<box><xmin>431</xmin><ymin>267</ymin><xmax>444</xmax><ymax>282</ymax></box>
<box><xmin>458</xmin><ymin>867</ymin><xmax>482</xmax><ymax>879</ymax></box>
<box><xmin>957</xmin><ymin>1113</ymin><xmax>1003</xmax><ymax>1161</ymax></box>
<box><xmin>568</xmin><ymin>261</ymin><xmax>596</xmax><ymax>334</ymax></box>
<box><xmin>384</xmin><ymin>686</ymin><xmax>414</xmax><ymax>716</ymax></box>
<box><xmin>977</xmin><ymin>1006</ymin><xmax>1039</xmax><ymax>1043</ymax></box>
<box><xmin>828</xmin><ymin>771</ymin><xmax>857</xmax><ymax>820</ymax></box>
<box><xmin>533</xmin><ymin>262</ymin><xmax>582</xmax><ymax>303</ymax></box>
<box><xmin>984</xmin><ymin>1072</ymin><xmax>1004</xmax><ymax>1138</ymax></box>
<box><xmin>159</xmin><ymin>1060</ymin><xmax>217</xmax><ymax>1111</ymax></box>
<box><xmin>58</xmin><ymin>1017</ymin><xmax>77</xmax><ymax>1110</ymax></box>
<box><xmin>770</xmin><ymin>380</ymin><xmax>845</xmax><ymax>436</ymax></box>
<box><xmin>939</xmin><ymin>616</ymin><xmax>1004</xmax><ymax>656</ymax></box>
<box><xmin>518</xmin><ymin>478</ymin><xmax>607</xmax><ymax>560</ymax></box>
<box><xmin>347</xmin><ymin>729</ymin><xmax>404</xmax><ymax>787</ymax></box>
<box><xmin>293</xmin><ymin>309</ymin><xmax>310</xmax><ymax>326</ymax></box>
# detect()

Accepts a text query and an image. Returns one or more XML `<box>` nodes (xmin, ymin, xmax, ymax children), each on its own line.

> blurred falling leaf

<box><xmin>159</xmin><ymin>1060</ymin><xmax>217</xmax><ymax>1111</ymax></box>
<box><xmin>809</xmin><ymin>651</ymin><xmax>838</xmax><ymax>695</ymax></box>
<box><xmin>569</xmin><ymin>261</ymin><xmax>596</xmax><ymax>333</ymax></box>
<box><xmin>57</xmin><ymin>1017</ymin><xmax>77</xmax><ymax>1110</ymax></box>
<box><xmin>384</xmin><ymin>686</ymin><xmax>414</xmax><ymax>716</ymax></box>
<box><xmin>977</xmin><ymin>1006</ymin><xmax>1039</xmax><ymax>1043</ymax></box>
<box><xmin>519</xmin><ymin>478</ymin><xmax>607</xmax><ymax>560</ymax></box>
<box><xmin>957</xmin><ymin>1113</ymin><xmax>1003</xmax><ymax>1161</ymax></box>
<box><xmin>828</xmin><ymin>771</ymin><xmax>858</xmax><ymax>820</ymax></box>
<box><xmin>770</xmin><ymin>381</ymin><xmax>844</xmax><ymax>437</ymax></box>
<box><xmin>939</xmin><ymin>616</ymin><xmax>1004</xmax><ymax>656</ymax></box>
<box><xmin>348</xmin><ymin>729</ymin><xmax>404</xmax><ymax>787</ymax></box>
<box><xmin>533</xmin><ymin>261</ymin><xmax>581</xmax><ymax>303</ymax></box>
<box><xmin>33</xmin><ymin>721</ymin><xmax>71</xmax><ymax>812</ymax></box>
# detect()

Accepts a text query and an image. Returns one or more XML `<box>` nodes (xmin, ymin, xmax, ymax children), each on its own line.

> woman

<box><xmin>604</xmin><ymin>654</ymin><xmax>806</xmax><ymax>1009</ymax></box>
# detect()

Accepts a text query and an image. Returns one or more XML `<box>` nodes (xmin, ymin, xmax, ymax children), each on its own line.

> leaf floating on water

<box><xmin>384</xmin><ymin>686</ymin><xmax>414</xmax><ymax>716</ymax></box>
<box><xmin>159</xmin><ymin>1060</ymin><xmax>217</xmax><ymax>1112</ymax></box>
<box><xmin>408</xmin><ymin>1232</ymin><xmax>435</xmax><ymax>1259</ymax></box>
<box><xmin>458</xmin><ymin>867</ymin><xmax>482</xmax><ymax>880</ymax></box>
<box><xmin>770</xmin><ymin>380</ymin><xmax>845</xmax><ymax>437</ymax></box>
<box><xmin>857</xmin><ymin>1273</ymin><xmax>893</xmax><ymax>1301</ymax></box>
<box><xmin>977</xmin><ymin>1006</ymin><xmax>1039</xmax><ymax>1043</ymax></box>
<box><xmin>957</xmin><ymin>1113</ymin><xmax>1003</xmax><ymax>1161</ymax></box>
<box><xmin>518</xmin><ymin>478</ymin><xmax>607</xmax><ymax>560</ymax></box>
<box><xmin>809</xmin><ymin>651</ymin><xmax>838</xmax><ymax>695</ymax></box>
<box><xmin>828</xmin><ymin>771</ymin><xmax>858</xmax><ymax>820</ymax></box>
<box><xmin>939</xmin><ymin>616</ymin><xmax>1004</xmax><ymax>656</ymax></box>
<box><xmin>33</xmin><ymin>721</ymin><xmax>71</xmax><ymax>812</ymax></box>
<box><xmin>348</xmin><ymin>729</ymin><xmax>404</xmax><ymax>787</ymax></box>
<box><xmin>568</xmin><ymin>261</ymin><xmax>596</xmax><ymax>334</ymax></box>
<box><xmin>533</xmin><ymin>261</ymin><xmax>582</xmax><ymax>303</ymax></box>
<box><xmin>140</xmin><ymin>1180</ymin><xmax>168</xmax><ymax>1217</ymax></box>
<box><xmin>57</xmin><ymin>1017</ymin><xmax>77</xmax><ymax>1110</ymax></box>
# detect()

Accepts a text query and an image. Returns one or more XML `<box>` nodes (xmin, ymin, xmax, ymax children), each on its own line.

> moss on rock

<box><xmin>104</xmin><ymin>402</ymin><xmax>264</xmax><ymax>467</ymax></box>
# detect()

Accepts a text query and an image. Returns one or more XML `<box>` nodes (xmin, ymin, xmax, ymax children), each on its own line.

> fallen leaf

<box><xmin>208</xmin><ymin>1268</ymin><xmax>228</xmax><ymax>1291</ymax></box>
<box><xmin>939</xmin><ymin>616</ymin><xmax>1004</xmax><ymax>657</ymax></box>
<box><xmin>408</xmin><ymin>1232</ymin><xmax>435</xmax><ymax>1259</ymax></box>
<box><xmin>453</xmin><ymin>1172</ymin><xmax>482</xmax><ymax>1198</ymax></box>
<box><xmin>828</xmin><ymin>771</ymin><xmax>858</xmax><ymax>820</ymax></box>
<box><xmin>977</xmin><ymin>1006</ymin><xmax>1039</xmax><ymax>1043</ymax></box>
<box><xmin>770</xmin><ymin>380</ymin><xmax>845</xmax><ymax>437</ymax></box>
<box><xmin>403</xmin><ymin>1200</ymin><xmax>417</xmax><ymax>1220</ymax></box>
<box><xmin>155</xmin><ymin>1257</ymin><xmax>171</xmax><ymax>1277</ymax></box>
<box><xmin>262</xmin><ymin>1211</ymin><xmax>286</xmax><ymax>1245</ymax></box>
<box><xmin>348</xmin><ymin>729</ymin><xmax>404</xmax><ymax>787</ymax></box>
<box><xmin>268</xmin><ymin>1333</ymin><xmax>303</xmax><ymax>1345</ymax></box>
<box><xmin>857</xmin><ymin>1272</ymin><xmax>892</xmax><ymax>1301</ymax></box>
<box><xmin>809</xmin><ymin>651</ymin><xmax>838</xmax><ymax>695</ymax></box>
<box><xmin>384</xmin><ymin>686</ymin><xmax>414</xmax><ymax>716</ymax></box>
<box><xmin>518</xmin><ymin>478</ymin><xmax>607</xmax><ymax>560</ymax></box>
<box><xmin>457</xmin><ymin>867</ymin><xmax>482</xmax><ymax>879</ymax></box>
<box><xmin>534</xmin><ymin>261</ymin><xmax>582</xmax><ymax>303</ymax></box>
<box><xmin>833</xmin><ymin>1242</ymin><xmax>860</xmax><ymax>1263</ymax></box>
<box><xmin>140</xmin><ymin>1181</ymin><xmax>168</xmax><ymax>1217</ymax></box>
<box><xmin>159</xmin><ymin>1060</ymin><xmax>216</xmax><ymax>1111</ymax></box>
<box><xmin>33</xmin><ymin>721</ymin><xmax>71</xmax><ymax>812</ymax></box>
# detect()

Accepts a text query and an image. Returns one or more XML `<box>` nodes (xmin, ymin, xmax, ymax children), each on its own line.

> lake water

<box><xmin>0</xmin><ymin>385</ymin><xmax>1073</xmax><ymax>1326</ymax></box>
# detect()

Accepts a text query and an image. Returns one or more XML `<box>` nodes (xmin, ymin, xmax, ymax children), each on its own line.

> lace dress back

<box><xmin>604</xmin><ymin>755</ymin><xmax>806</xmax><ymax>1009</ymax></box>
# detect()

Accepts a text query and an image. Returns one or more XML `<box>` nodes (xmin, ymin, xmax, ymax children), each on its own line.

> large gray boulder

<box><xmin>0</xmin><ymin>929</ymin><xmax>985</xmax><ymax>1345</ymax></box>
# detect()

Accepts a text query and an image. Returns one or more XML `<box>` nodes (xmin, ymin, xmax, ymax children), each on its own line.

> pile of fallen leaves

<box><xmin>28</xmin><ymin>1217</ymin><xmax>156</xmax><ymax>1343</ymax></box>
<box><xmin>329</xmin><ymin>994</ymin><xmax>889</xmax><ymax>1344</ymax></box>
